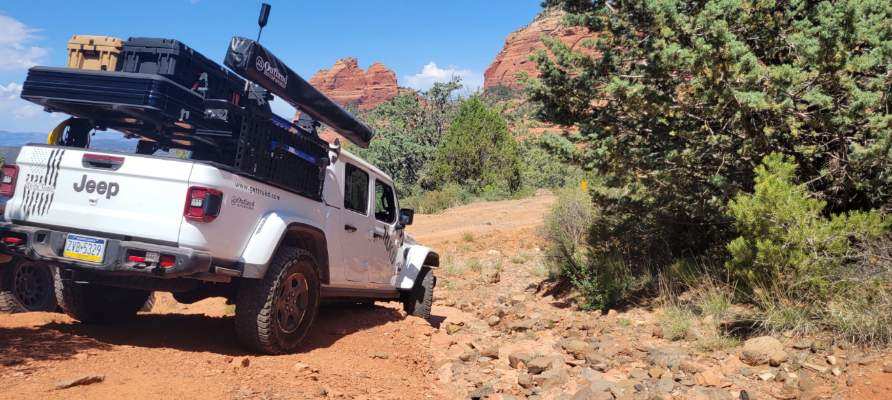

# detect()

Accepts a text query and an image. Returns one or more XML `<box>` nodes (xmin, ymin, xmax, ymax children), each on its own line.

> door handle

<box><xmin>344</xmin><ymin>224</ymin><xmax>357</xmax><ymax>233</ymax></box>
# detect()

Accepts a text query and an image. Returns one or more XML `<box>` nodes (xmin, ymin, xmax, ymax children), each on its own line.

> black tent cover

<box><xmin>224</xmin><ymin>36</ymin><xmax>374</xmax><ymax>148</ymax></box>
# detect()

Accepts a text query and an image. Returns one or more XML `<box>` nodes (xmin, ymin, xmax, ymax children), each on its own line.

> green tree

<box><xmin>431</xmin><ymin>97</ymin><xmax>522</xmax><ymax>193</ymax></box>
<box><xmin>727</xmin><ymin>154</ymin><xmax>886</xmax><ymax>297</ymax></box>
<box><xmin>351</xmin><ymin>78</ymin><xmax>462</xmax><ymax>196</ymax></box>
<box><xmin>530</xmin><ymin>0</ymin><xmax>892</xmax><ymax>261</ymax></box>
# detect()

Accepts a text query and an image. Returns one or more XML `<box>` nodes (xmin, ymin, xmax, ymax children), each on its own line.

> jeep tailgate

<box><xmin>5</xmin><ymin>145</ymin><xmax>194</xmax><ymax>244</ymax></box>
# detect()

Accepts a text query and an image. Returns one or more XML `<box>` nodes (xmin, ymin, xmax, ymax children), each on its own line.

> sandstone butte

<box><xmin>308</xmin><ymin>57</ymin><xmax>399</xmax><ymax>111</ymax></box>
<box><xmin>484</xmin><ymin>9</ymin><xmax>596</xmax><ymax>92</ymax></box>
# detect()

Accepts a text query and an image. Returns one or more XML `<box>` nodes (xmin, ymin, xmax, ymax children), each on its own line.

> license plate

<box><xmin>63</xmin><ymin>234</ymin><xmax>107</xmax><ymax>263</ymax></box>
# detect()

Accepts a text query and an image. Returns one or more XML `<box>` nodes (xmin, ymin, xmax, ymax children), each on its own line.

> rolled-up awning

<box><xmin>224</xmin><ymin>36</ymin><xmax>375</xmax><ymax>148</ymax></box>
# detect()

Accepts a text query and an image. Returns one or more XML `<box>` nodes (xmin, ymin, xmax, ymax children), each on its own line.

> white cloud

<box><xmin>404</xmin><ymin>62</ymin><xmax>483</xmax><ymax>92</ymax></box>
<box><xmin>0</xmin><ymin>81</ymin><xmax>66</xmax><ymax>132</ymax></box>
<box><xmin>0</xmin><ymin>15</ymin><xmax>49</xmax><ymax>71</ymax></box>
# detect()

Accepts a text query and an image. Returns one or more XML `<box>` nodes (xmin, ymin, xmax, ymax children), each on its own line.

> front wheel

<box><xmin>235</xmin><ymin>248</ymin><xmax>321</xmax><ymax>354</ymax></box>
<box><xmin>402</xmin><ymin>268</ymin><xmax>435</xmax><ymax>320</ymax></box>
<box><xmin>0</xmin><ymin>259</ymin><xmax>58</xmax><ymax>313</ymax></box>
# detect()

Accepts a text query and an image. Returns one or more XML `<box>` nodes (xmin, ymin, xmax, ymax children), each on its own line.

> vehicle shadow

<box><xmin>0</xmin><ymin>325</ymin><xmax>113</xmax><ymax>365</ymax></box>
<box><xmin>34</xmin><ymin>303</ymin><xmax>405</xmax><ymax>356</ymax></box>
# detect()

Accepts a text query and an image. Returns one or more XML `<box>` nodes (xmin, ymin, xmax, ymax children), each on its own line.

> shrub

<box><xmin>544</xmin><ymin>186</ymin><xmax>594</xmax><ymax>276</ymax></box>
<box><xmin>483</xmin><ymin>84</ymin><xmax>521</xmax><ymax>102</ymax></box>
<box><xmin>726</xmin><ymin>153</ymin><xmax>887</xmax><ymax>299</ymax></box>
<box><xmin>519</xmin><ymin>134</ymin><xmax>584</xmax><ymax>190</ymax></box>
<box><xmin>727</xmin><ymin>154</ymin><xmax>891</xmax><ymax>342</ymax></box>
<box><xmin>401</xmin><ymin>183</ymin><xmax>472</xmax><ymax>214</ymax></box>
<box><xmin>429</xmin><ymin>97</ymin><xmax>522</xmax><ymax>194</ymax></box>
<box><xmin>544</xmin><ymin>185</ymin><xmax>639</xmax><ymax>309</ymax></box>
<box><xmin>659</xmin><ymin>306</ymin><xmax>694</xmax><ymax>341</ymax></box>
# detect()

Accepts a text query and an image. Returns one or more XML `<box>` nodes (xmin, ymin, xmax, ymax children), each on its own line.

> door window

<box><xmin>344</xmin><ymin>163</ymin><xmax>369</xmax><ymax>214</ymax></box>
<box><xmin>374</xmin><ymin>180</ymin><xmax>396</xmax><ymax>223</ymax></box>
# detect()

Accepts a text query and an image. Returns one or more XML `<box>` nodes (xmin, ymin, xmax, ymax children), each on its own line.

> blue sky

<box><xmin>0</xmin><ymin>0</ymin><xmax>542</xmax><ymax>132</ymax></box>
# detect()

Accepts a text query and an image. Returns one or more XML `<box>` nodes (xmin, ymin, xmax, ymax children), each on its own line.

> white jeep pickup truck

<box><xmin>0</xmin><ymin>143</ymin><xmax>438</xmax><ymax>354</ymax></box>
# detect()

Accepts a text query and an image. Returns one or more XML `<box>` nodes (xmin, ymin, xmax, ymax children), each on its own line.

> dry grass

<box><xmin>658</xmin><ymin>306</ymin><xmax>694</xmax><ymax>341</ymax></box>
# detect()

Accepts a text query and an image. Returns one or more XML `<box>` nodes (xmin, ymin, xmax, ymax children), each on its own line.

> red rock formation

<box><xmin>484</xmin><ymin>9</ymin><xmax>595</xmax><ymax>91</ymax></box>
<box><xmin>309</xmin><ymin>58</ymin><xmax>399</xmax><ymax>111</ymax></box>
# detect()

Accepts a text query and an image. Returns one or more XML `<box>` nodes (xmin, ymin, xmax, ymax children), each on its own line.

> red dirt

<box><xmin>841</xmin><ymin>357</ymin><xmax>892</xmax><ymax>400</ymax></box>
<box><xmin>0</xmin><ymin>195</ymin><xmax>553</xmax><ymax>399</ymax></box>
<box><xmin>0</xmin><ymin>296</ymin><xmax>436</xmax><ymax>399</ymax></box>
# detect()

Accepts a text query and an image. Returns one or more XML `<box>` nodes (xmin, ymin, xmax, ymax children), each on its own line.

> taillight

<box><xmin>159</xmin><ymin>255</ymin><xmax>176</xmax><ymax>268</ymax></box>
<box><xmin>184</xmin><ymin>186</ymin><xmax>223</xmax><ymax>222</ymax></box>
<box><xmin>0</xmin><ymin>165</ymin><xmax>19</xmax><ymax>197</ymax></box>
<box><xmin>126</xmin><ymin>250</ymin><xmax>176</xmax><ymax>269</ymax></box>
<box><xmin>2</xmin><ymin>236</ymin><xmax>23</xmax><ymax>245</ymax></box>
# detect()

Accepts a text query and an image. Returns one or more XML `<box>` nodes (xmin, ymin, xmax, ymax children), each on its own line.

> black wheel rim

<box><xmin>275</xmin><ymin>272</ymin><xmax>309</xmax><ymax>334</ymax></box>
<box><xmin>12</xmin><ymin>262</ymin><xmax>52</xmax><ymax>309</ymax></box>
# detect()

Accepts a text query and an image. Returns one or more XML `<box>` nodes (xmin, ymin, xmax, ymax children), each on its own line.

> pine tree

<box><xmin>530</xmin><ymin>0</ymin><xmax>892</xmax><ymax>260</ymax></box>
<box><xmin>431</xmin><ymin>97</ymin><xmax>521</xmax><ymax>193</ymax></box>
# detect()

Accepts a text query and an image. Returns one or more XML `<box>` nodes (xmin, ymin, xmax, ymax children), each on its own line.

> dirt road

<box><xmin>0</xmin><ymin>193</ymin><xmax>555</xmax><ymax>400</ymax></box>
<box><xmin>3</xmin><ymin>191</ymin><xmax>892</xmax><ymax>400</ymax></box>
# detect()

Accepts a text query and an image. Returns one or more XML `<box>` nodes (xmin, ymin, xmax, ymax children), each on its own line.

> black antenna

<box><xmin>256</xmin><ymin>3</ymin><xmax>272</xmax><ymax>42</ymax></box>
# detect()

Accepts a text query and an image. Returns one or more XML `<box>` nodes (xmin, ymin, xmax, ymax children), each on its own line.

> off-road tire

<box><xmin>0</xmin><ymin>259</ymin><xmax>58</xmax><ymax>313</ymax></box>
<box><xmin>53</xmin><ymin>269</ymin><xmax>151</xmax><ymax>323</ymax></box>
<box><xmin>235</xmin><ymin>247</ymin><xmax>321</xmax><ymax>354</ymax></box>
<box><xmin>402</xmin><ymin>267</ymin><xmax>435</xmax><ymax>320</ymax></box>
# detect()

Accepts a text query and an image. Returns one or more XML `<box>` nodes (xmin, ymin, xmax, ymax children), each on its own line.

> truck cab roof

<box><xmin>336</xmin><ymin>149</ymin><xmax>394</xmax><ymax>187</ymax></box>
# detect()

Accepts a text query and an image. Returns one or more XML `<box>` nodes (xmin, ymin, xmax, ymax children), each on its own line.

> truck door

<box><xmin>369</xmin><ymin>179</ymin><xmax>400</xmax><ymax>284</ymax></box>
<box><xmin>340</xmin><ymin>163</ymin><xmax>372</xmax><ymax>282</ymax></box>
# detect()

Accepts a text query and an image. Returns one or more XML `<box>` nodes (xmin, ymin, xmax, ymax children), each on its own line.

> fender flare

<box><xmin>240</xmin><ymin>212</ymin><xmax>329</xmax><ymax>282</ymax></box>
<box><xmin>395</xmin><ymin>245</ymin><xmax>439</xmax><ymax>290</ymax></box>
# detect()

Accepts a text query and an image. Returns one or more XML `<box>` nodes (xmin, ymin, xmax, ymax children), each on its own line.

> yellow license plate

<box><xmin>63</xmin><ymin>234</ymin><xmax>107</xmax><ymax>263</ymax></box>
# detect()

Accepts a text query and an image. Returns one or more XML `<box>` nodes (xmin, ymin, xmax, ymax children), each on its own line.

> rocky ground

<box><xmin>419</xmin><ymin>192</ymin><xmax>892</xmax><ymax>400</ymax></box>
<box><xmin>1</xmin><ymin>191</ymin><xmax>891</xmax><ymax>399</ymax></box>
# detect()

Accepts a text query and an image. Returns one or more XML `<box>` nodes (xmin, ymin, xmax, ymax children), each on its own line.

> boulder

<box><xmin>561</xmin><ymin>339</ymin><xmax>591</xmax><ymax>359</ymax></box>
<box><xmin>647</xmin><ymin>346</ymin><xmax>686</xmax><ymax>369</ymax></box>
<box><xmin>740</xmin><ymin>336</ymin><xmax>784</xmax><ymax>366</ymax></box>
<box><xmin>508</xmin><ymin>352</ymin><xmax>533</xmax><ymax>369</ymax></box>
<box><xmin>526</xmin><ymin>356</ymin><xmax>554</xmax><ymax>375</ymax></box>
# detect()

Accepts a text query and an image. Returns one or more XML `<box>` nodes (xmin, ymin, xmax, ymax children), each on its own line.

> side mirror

<box><xmin>398</xmin><ymin>208</ymin><xmax>414</xmax><ymax>226</ymax></box>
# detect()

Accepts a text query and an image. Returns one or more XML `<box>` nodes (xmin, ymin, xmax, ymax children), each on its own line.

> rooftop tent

<box><xmin>224</xmin><ymin>37</ymin><xmax>375</xmax><ymax>148</ymax></box>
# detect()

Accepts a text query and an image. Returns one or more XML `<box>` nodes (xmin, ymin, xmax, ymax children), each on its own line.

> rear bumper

<box><xmin>0</xmin><ymin>223</ymin><xmax>212</xmax><ymax>278</ymax></box>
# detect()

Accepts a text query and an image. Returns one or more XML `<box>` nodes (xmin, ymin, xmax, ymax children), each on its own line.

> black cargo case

<box><xmin>224</xmin><ymin>37</ymin><xmax>375</xmax><ymax>148</ymax></box>
<box><xmin>20</xmin><ymin>67</ymin><xmax>236</xmax><ymax>137</ymax></box>
<box><xmin>120</xmin><ymin>37</ymin><xmax>246</xmax><ymax>103</ymax></box>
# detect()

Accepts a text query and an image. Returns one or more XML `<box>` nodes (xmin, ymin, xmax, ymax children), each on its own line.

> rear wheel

<box><xmin>402</xmin><ymin>268</ymin><xmax>435</xmax><ymax>320</ymax></box>
<box><xmin>0</xmin><ymin>259</ymin><xmax>58</xmax><ymax>313</ymax></box>
<box><xmin>235</xmin><ymin>247</ymin><xmax>320</xmax><ymax>354</ymax></box>
<box><xmin>54</xmin><ymin>269</ymin><xmax>151</xmax><ymax>323</ymax></box>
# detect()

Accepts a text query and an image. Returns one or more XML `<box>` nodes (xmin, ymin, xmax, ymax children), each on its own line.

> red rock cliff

<box><xmin>484</xmin><ymin>10</ymin><xmax>595</xmax><ymax>91</ymax></box>
<box><xmin>309</xmin><ymin>58</ymin><xmax>399</xmax><ymax>110</ymax></box>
